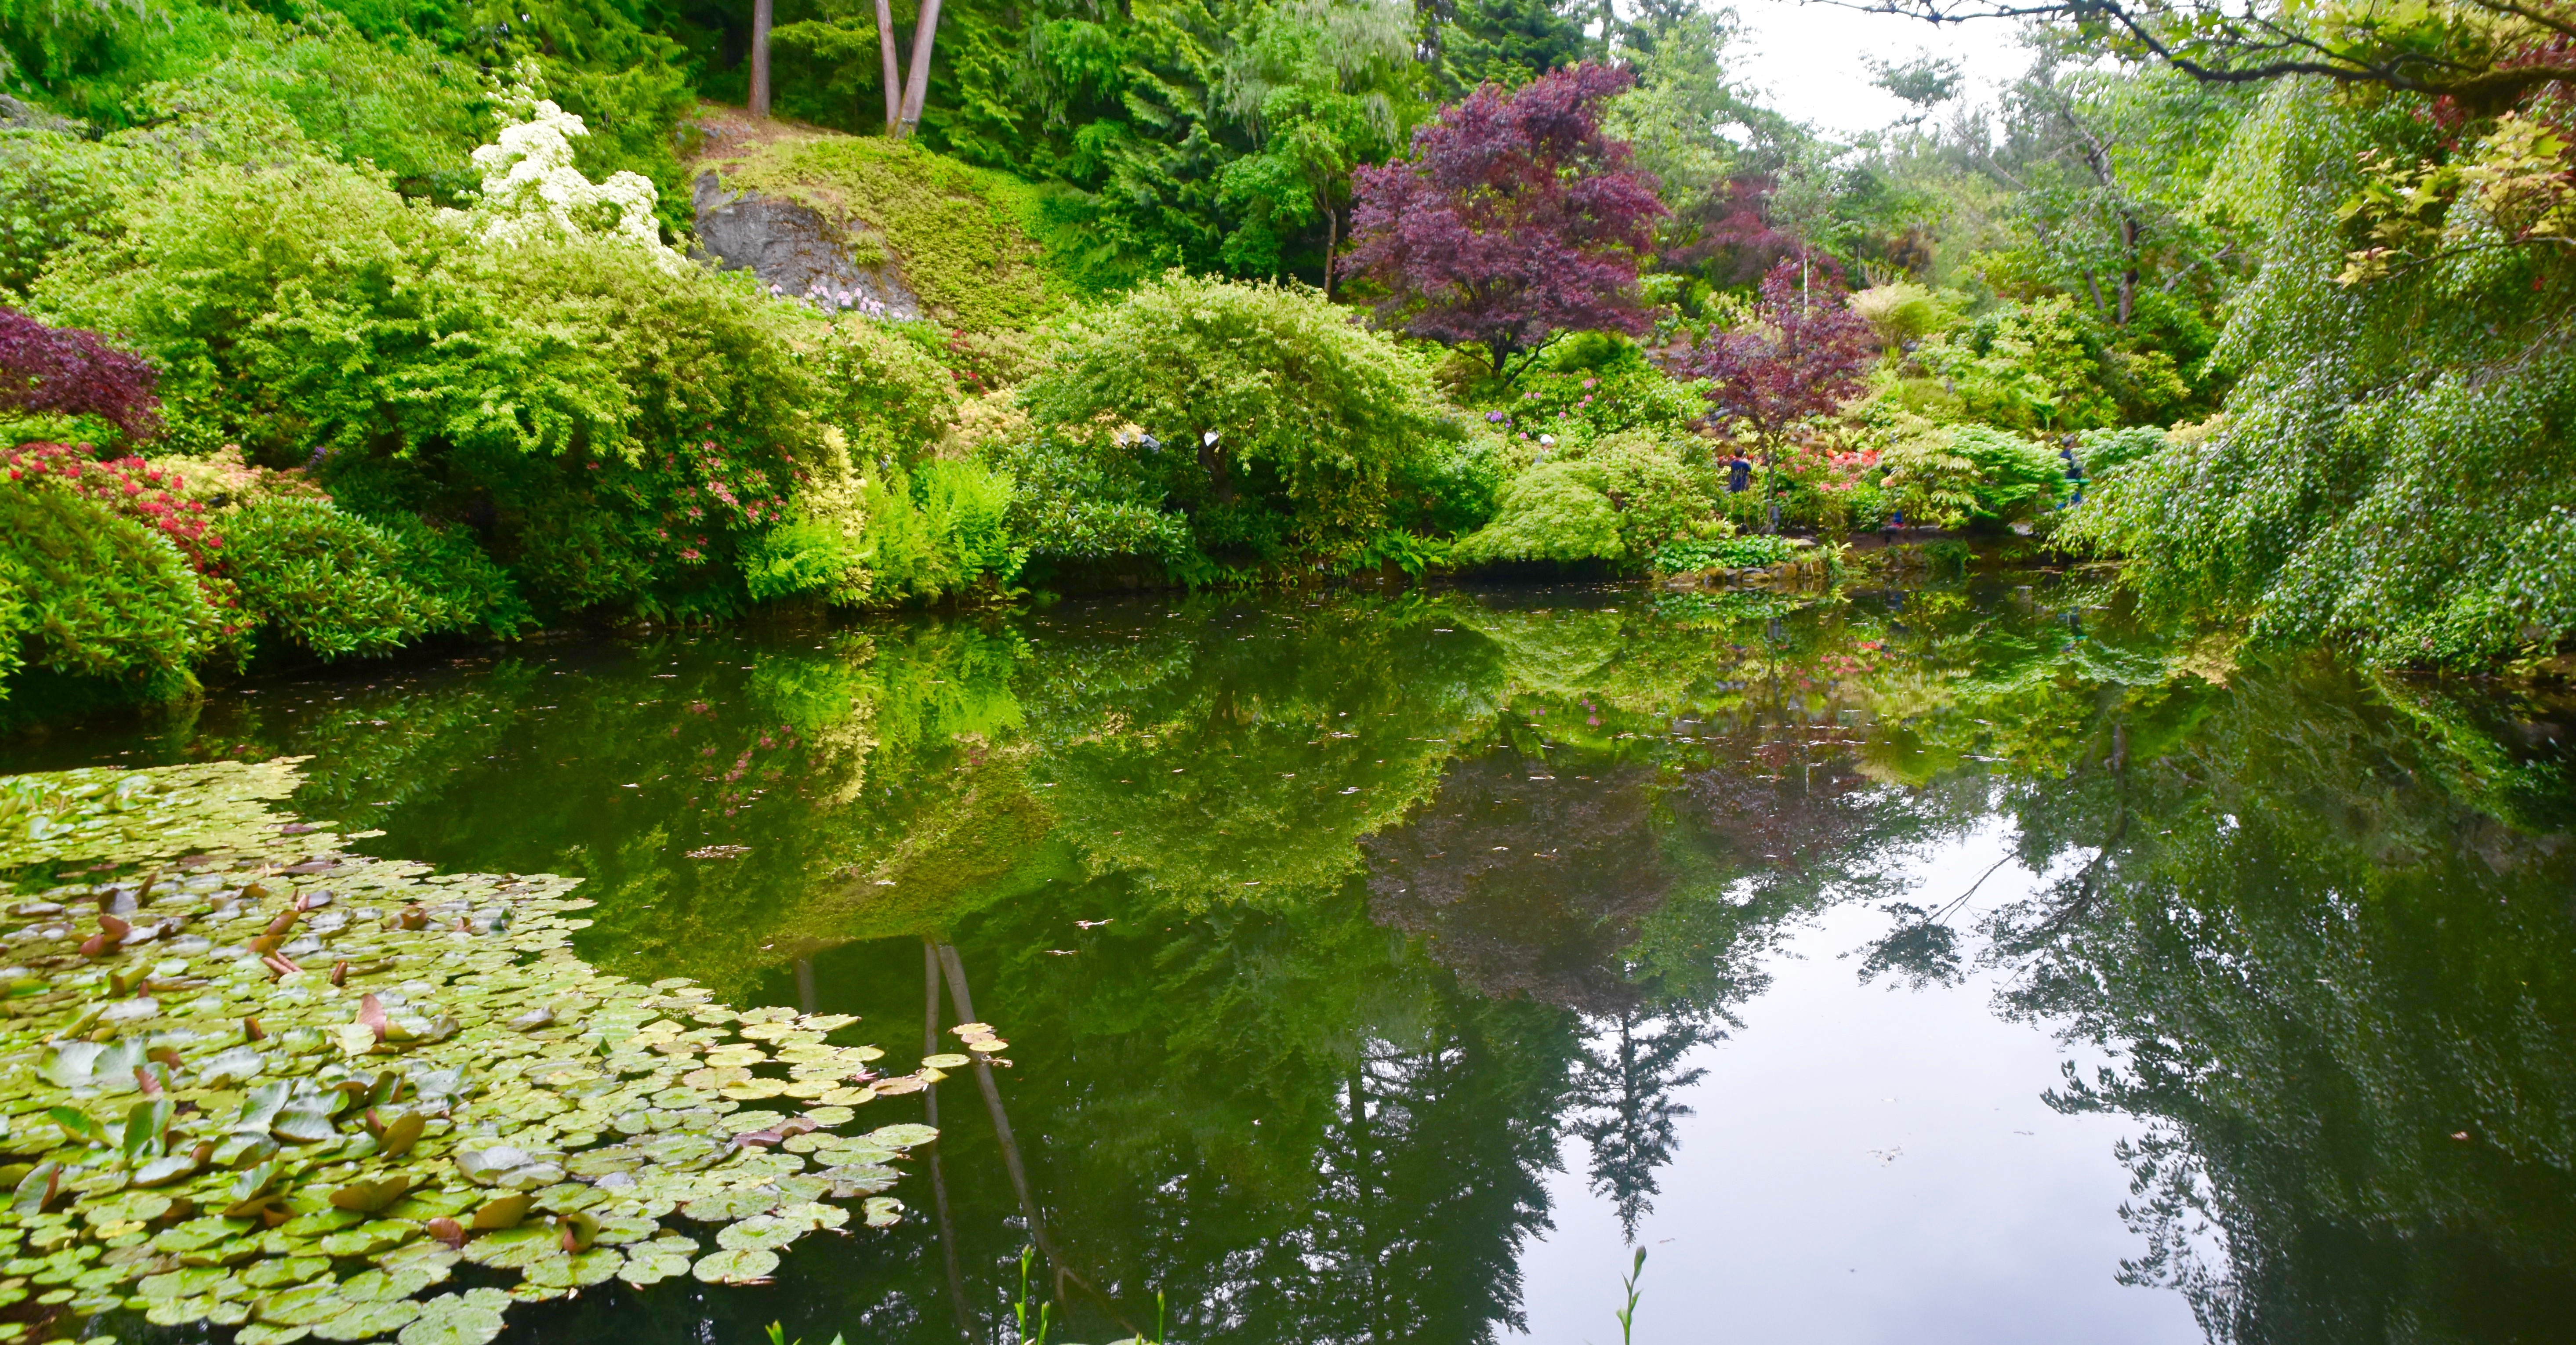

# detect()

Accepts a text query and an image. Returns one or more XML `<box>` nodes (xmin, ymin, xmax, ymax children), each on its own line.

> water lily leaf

<box><xmin>270</xmin><ymin>1104</ymin><xmax>337</xmax><ymax>1145</ymax></box>
<box><xmin>236</xmin><ymin>1080</ymin><xmax>291</xmax><ymax>1128</ymax></box>
<box><xmin>316</xmin><ymin>1219</ymin><xmax>416</xmax><ymax>1258</ymax></box>
<box><xmin>677</xmin><ymin>1187</ymin><xmax>778</xmax><ymax>1222</ymax></box>
<box><xmin>280</xmin><ymin>1207</ymin><xmax>368</xmax><ymax>1238</ymax></box>
<box><xmin>11</xmin><ymin>1162</ymin><xmax>62</xmax><ymax>1215</ymax></box>
<box><xmin>239</xmin><ymin>1325</ymin><xmax>313</xmax><ymax>1345</ymax></box>
<box><xmin>375</xmin><ymin>1112</ymin><xmax>426</xmax><ymax>1159</ymax></box>
<box><xmin>615</xmin><ymin>1248</ymin><xmax>691</xmax><ymax>1288</ymax></box>
<box><xmin>866</xmin><ymin>1124</ymin><xmax>938</xmax><ymax>1149</ymax></box>
<box><xmin>47</xmin><ymin>1106</ymin><xmax>105</xmax><ymax>1144</ymax></box>
<box><xmin>338</xmin><ymin>1264</ymin><xmax>448</xmax><ymax>1302</ymax></box>
<box><xmin>156</xmin><ymin>1216</ymin><xmax>255</xmax><ymax>1255</ymax></box>
<box><xmin>689</xmin><ymin>1247</ymin><xmax>778</xmax><ymax>1284</ymax></box>
<box><xmin>328</xmin><ymin>1175</ymin><xmax>412</xmax><ymax>1214</ymax></box>
<box><xmin>862</xmin><ymin>1196</ymin><xmax>903</xmax><ymax>1228</ymax></box>
<box><xmin>777</xmin><ymin>1200</ymin><xmax>849</xmax><ymax>1232</ymax></box>
<box><xmin>148</xmin><ymin>1293</ymin><xmax>252</xmax><ymax>1327</ymax></box>
<box><xmin>468</xmin><ymin>1194</ymin><xmax>533</xmax><ymax>1231</ymax></box>
<box><xmin>453</xmin><ymin>1146</ymin><xmax>529</xmax><ymax>1185</ymax></box>
<box><xmin>140</xmin><ymin>1266</ymin><xmax>232</xmax><ymax>1300</ymax></box>
<box><xmin>38</xmin><ymin>1041</ymin><xmax>105</xmax><ymax>1090</ymax></box>
<box><xmin>820</xmin><ymin>1164</ymin><xmax>901</xmax><ymax>1196</ymax></box>
<box><xmin>868</xmin><ymin>1075</ymin><xmax>923</xmax><ymax>1096</ymax></box>
<box><xmin>199</xmin><ymin>1045</ymin><xmax>268</xmax><ymax>1088</ymax></box>
<box><xmin>258</xmin><ymin>1280</ymin><xmax>344</xmax><ymax>1326</ymax></box>
<box><xmin>241</xmin><ymin>1256</ymin><xmax>332</xmax><ymax>1291</ymax></box>
<box><xmin>494</xmin><ymin>1162</ymin><xmax>565</xmax><ymax>1190</ymax></box>
<box><xmin>522</xmin><ymin>1246</ymin><xmax>620</xmax><ymax>1290</ymax></box>
<box><xmin>562</xmin><ymin>1147</ymin><xmax>640</xmax><ymax>1179</ymax></box>
<box><xmin>133</xmin><ymin>1148</ymin><xmax>208</xmax><ymax>1187</ymax></box>
<box><xmin>586</xmin><ymin>1214</ymin><xmax>659</xmax><ymax>1246</ymax></box>
<box><xmin>799</xmin><ymin>1014</ymin><xmax>859</xmax><ymax>1032</ymax></box>
<box><xmin>310</xmin><ymin>1297</ymin><xmax>422</xmax><ymax>1342</ymax></box>
<box><xmin>714</xmin><ymin>1215</ymin><xmax>800</xmax><ymax>1252</ymax></box>
<box><xmin>396</xmin><ymin>1294</ymin><xmax>505</xmax><ymax>1345</ymax></box>
<box><xmin>458</xmin><ymin>1225</ymin><xmax>558</xmax><ymax>1270</ymax></box>
<box><xmin>919</xmin><ymin>1054</ymin><xmax>971</xmax><ymax>1069</ymax></box>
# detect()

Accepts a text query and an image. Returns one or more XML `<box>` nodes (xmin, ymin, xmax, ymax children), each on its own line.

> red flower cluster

<box><xmin>4</xmin><ymin>443</ymin><xmax>224</xmax><ymax>566</ymax></box>
<box><xmin>5</xmin><ymin>441</ymin><xmax>246</xmax><ymax>630</ymax></box>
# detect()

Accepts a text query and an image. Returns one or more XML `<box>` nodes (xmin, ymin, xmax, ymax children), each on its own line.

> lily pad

<box><xmin>689</xmin><ymin>1247</ymin><xmax>779</xmax><ymax>1283</ymax></box>
<box><xmin>397</xmin><ymin>1292</ymin><xmax>507</xmax><ymax>1345</ymax></box>
<box><xmin>310</xmin><ymin>1297</ymin><xmax>424</xmax><ymax>1341</ymax></box>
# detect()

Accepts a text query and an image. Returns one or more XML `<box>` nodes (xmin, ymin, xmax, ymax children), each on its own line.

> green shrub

<box><xmin>1657</xmin><ymin>534</ymin><xmax>1793</xmax><ymax>571</ymax></box>
<box><xmin>31</xmin><ymin>151</ymin><xmax>877</xmax><ymax>617</ymax></box>
<box><xmin>2074</xmin><ymin>424</ymin><xmax>2170</xmax><ymax>476</ymax></box>
<box><xmin>221</xmin><ymin>497</ymin><xmax>528</xmax><ymax>659</ymax></box>
<box><xmin>1954</xmin><ymin>427</ymin><xmax>2070</xmax><ymax>525</ymax></box>
<box><xmin>1451</xmin><ymin>463</ymin><xmax>1624</xmax><ymax>565</ymax></box>
<box><xmin>1017</xmin><ymin>272</ymin><xmax>1462</xmax><ymax>570</ymax></box>
<box><xmin>853</xmin><ymin>459</ymin><xmax>1027</xmax><ymax>602</ymax></box>
<box><xmin>0</xmin><ymin>481</ymin><xmax>217</xmax><ymax>701</ymax></box>
<box><xmin>1456</xmin><ymin>431</ymin><xmax>1719</xmax><ymax>568</ymax></box>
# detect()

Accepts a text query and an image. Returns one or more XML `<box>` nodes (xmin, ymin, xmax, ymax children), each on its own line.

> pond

<box><xmin>7</xmin><ymin>571</ymin><xmax>2575</xmax><ymax>1345</ymax></box>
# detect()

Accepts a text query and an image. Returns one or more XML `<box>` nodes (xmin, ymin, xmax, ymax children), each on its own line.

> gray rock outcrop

<box><xmin>690</xmin><ymin>172</ymin><xmax>924</xmax><ymax>320</ymax></box>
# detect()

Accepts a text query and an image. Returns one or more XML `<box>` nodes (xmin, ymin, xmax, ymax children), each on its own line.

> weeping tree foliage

<box><xmin>2063</xmin><ymin>81</ymin><xmax>2576</xmax><ymax>667</ymax></box>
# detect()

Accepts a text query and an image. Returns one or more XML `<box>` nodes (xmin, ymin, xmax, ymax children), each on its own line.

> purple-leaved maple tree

<box><xmin>0</xmin><ymin>307</ymin><xmax>161</xmax><ymax>443</ymax></box>
<box><xmin>1340</xmin><ymin>62</ymin><xmax>1666</xmax><ymax>383</ymax></box>
<box><xmin>1665</xmin><ymin>259</ymin><xmax>1877</xmax><ymax>533</ymax></box>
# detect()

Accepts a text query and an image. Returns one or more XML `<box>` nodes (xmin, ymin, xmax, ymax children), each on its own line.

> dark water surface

<box><xmin>10</xmin><ymin>575</ymin><xmax>2576</xmax><ymax>1345</ymax></box>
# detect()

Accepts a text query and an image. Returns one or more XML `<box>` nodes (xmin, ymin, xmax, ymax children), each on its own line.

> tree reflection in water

<box><xmin>19</xmin><ymin>578</ymin><xmax>2576</xmax><ymax>1345</ymax></box>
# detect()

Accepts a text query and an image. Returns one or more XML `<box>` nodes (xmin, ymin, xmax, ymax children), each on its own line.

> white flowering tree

<box><xmin>465</xmin><ymin>73</ymin><xmax>678</xmax><ymax>266</ymax></box>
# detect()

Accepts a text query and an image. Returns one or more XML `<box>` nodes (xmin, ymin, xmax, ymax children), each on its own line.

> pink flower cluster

<box><xmin>5</xmin><ymin>443</ymin><xmax>223</xmax><ymax>566</ymax></box>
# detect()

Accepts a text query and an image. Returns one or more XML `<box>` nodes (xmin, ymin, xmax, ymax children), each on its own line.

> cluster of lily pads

<box><xmin>0</xmin><ymin>760</ymin><xmax>996</xmax><ymax>1344</ymax></box>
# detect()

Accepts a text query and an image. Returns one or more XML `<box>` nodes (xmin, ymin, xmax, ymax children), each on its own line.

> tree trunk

<box><xmin>1321</xmin><ymin>203</ymin><xmax>1339</xmax><ymax>298</ymax></box>
<box><xmin>1198</xmin><ymin>433</ymin><xmax>1235</xmax><ymax>504</ymax></box>
<box><xmin>1763</xmin><ymin>444</ymin><xmax>1780</xmax><ymax>534</ymax></box>
<box><xmin>876</xmin><ymin>0</ymin><xmax>902</xmax><ymax>135</ymax></box>
<box><xmin>2117</xmin><ymin>213</ymin><xmax>2140</xmax><ymax>326</ymax></box>
<box><xmin>749</xmin><ymin>0</ymin><xmax>773</xmax><ymax>118</ymax></box>
<box><xmin>897</xmin><ymin>0</ymin><xmax>943</xmax><ymax>137</ymax></box>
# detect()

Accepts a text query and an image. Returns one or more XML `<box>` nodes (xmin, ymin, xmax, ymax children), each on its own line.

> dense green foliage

<box><xmin>0</xmin><ymin>479</ymin><xmax>217</xmax><ymax>701</ymax></box>
<box><xmin>221</xmin><ymin>497</ymin><xmax>530</xmax><ymax>656</ymax></box>
<box><xmin>2063</xmin><ymin>81</ymin><xmax>2576</xmax><ymax>668</ymax></box>
<box><xmin>1004</xmin><ymin>273</ymin><xmax>1468</xmax><ymax>573</ymax></box>
<box><xmin>5</xmin><ymin>0</ymin><xmax>2572</xmax><ymax>710</ymax></box>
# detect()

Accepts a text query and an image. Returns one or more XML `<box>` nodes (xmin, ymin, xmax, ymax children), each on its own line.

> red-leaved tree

<box><xmin>0</xmin><ymin>307</ymin><xmax>162</xmax><ymax>443</ymax></box>
<box><xmin>1340</xmin><ymin>62</ymin><xmax>1666</xmax><ymax>383</ymax></box>
<box><xmin>1665</xmin><ymin>259</ymin><xmax>1878</xmax><ymax>533</ymax></box>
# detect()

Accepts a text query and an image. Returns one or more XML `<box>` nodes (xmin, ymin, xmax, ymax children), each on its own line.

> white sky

<box><xmin>1721</xmin><ymin>0</ymin><xmax>2037</xmax><ymax>138</ymax></box>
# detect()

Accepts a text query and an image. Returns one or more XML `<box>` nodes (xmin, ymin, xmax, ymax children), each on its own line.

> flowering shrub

<box><xmin>467</xmin><ymin>69</ymin><xmax>675</xmax><ymax>265</ymax></box>
<box><xmin>5</xmin><ymin>443</ymin><xmax>219</xmax><ymax>565</ymax></box>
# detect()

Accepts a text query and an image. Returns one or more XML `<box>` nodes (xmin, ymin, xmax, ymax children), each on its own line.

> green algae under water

<box><xmin>5</xmin><ymin>575</ymin><xmax>2576</xmax><ymax>1345</ymax></box>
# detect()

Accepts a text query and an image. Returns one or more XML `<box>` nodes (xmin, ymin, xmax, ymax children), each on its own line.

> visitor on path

<box><xmin>1727</xmin><ymin>452</ymin><xmax>1752</xmax><ymax>494</ymax></box>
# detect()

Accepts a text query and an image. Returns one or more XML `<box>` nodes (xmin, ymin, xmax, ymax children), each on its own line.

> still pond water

<box><xmin>9</xmin><ymin>574</ymin><xmax>2576</xmax><ymax>1345</ymax></box>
